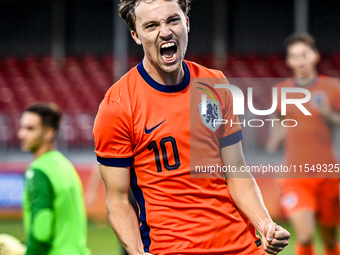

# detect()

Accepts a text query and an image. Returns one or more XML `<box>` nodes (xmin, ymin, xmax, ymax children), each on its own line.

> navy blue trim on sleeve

<box><xmin>97</xmin><ymin>157</ymin><xmax>133</xmax><ymax>167</ymax></box>
<box><xmin>137</xmin><ymin>61</ymin><xmax>190</xmax><ymax>93</ymax></box>
<box><xmin>219</xmin><ymin>130</ymin><xmax>243</xmax><ymax>148</ymax></box>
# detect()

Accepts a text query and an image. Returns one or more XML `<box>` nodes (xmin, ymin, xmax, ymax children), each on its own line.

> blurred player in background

<box><xmin>18</xmin><ymin>103</ymin><xmax>90</xmax><ymax>255</ymax></box>
<box><xmin>267</xmin><ymin>33</ymin><xmax>340</xmax><ymax>255</ymax></box>
<box><xmin>93</xmin><ymin>0</ymin><xmax>290</xmax><ymax>254</ymax></box>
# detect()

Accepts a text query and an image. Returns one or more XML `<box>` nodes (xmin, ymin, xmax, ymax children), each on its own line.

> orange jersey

<box><xmin>93</xmin><ymin>61</ymin><xmax>265</xmax><ymax>255</ymax></box>
<box><xmin>275</xmin><ymin>76</ymin><xmax>340</xmax><ymax>183</ymax></box>
<box><xmin>281</xmin><ymin>178</ymin><xmax>339</xmax><ymax>226</ymax></box>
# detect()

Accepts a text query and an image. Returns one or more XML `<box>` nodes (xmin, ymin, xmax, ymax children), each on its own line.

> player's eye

<box><xmin>169</xmin><ymin>18</ymin><xmax>180</xmax><ymax>24</ymax></box>
<box><xmin>146</xmin><ymin>23</ymin><xmax>157</xmax><ymax>30</ymax></box>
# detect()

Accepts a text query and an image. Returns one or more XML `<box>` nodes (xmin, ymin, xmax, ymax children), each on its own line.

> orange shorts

<box><xmin>281</xmin><ymin>178</ymin><xmax>339</xmax><ymax>227</ymax></box>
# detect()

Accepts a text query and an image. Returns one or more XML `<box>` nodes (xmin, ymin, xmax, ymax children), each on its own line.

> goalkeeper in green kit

<box><xmin>17</xmin><ymin>103</ymin><xmax>91</xmax><ymax>255</ymax></box>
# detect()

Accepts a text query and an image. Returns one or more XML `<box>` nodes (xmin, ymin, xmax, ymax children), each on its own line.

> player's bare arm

<box><xmin>100</xmin><ymin>165</ymin><xmax>149</xmax><ymax>255</ymax></box>
<box><xmin>318</xmin><ymin>101</ymin><xmax>340</xmax><ymax>125</ymax></box>
<box><xmin>221</xmin><ymin>141</ymin><xmax>290</xmax><ymax>254</ymax></box>
<box><xmin>265</xmin><ymin>111</ymin><xmax>286</xmax><ymax>154</ymax></box>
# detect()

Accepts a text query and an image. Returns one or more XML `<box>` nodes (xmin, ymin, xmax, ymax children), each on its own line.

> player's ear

<box><xmin>44</xmin><ymin>127</ymin><xmax>56</xmax><ymax>143</ymax></box>
<box><xmin>314</xmin><ymin>50</ymin><xmax>320</xmax><ymax>64</ymax></box>
<box><xmin>131</xmin><ymin>30</ymin><xmax>142</xmax><ymax>45</ymax></box>
<box><xmin>186</xmin><ymin>17</ymin><xmax>190</xmax><ymax>33</ymax></box>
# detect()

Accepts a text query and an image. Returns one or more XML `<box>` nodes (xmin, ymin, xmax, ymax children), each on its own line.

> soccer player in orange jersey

<box><xmin>93</xmin><ymin>1</ymin><xmax>290</xmax><ymax>254</ymax></box>
<box><xmin>267</xmin><ymin>33</ymin><xmax>340</xmax><ymax>255</ymax></box>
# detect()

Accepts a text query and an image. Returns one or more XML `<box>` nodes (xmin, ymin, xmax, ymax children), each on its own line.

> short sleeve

<box><xmin>93</xmin><ymin>96</ymin><xmax>133</xmax><ymax>167</ymax></box>
<box><xmin>218</xmin><ymin>87</ymin><xmax>243</xmax><ymax>148</ymax></box>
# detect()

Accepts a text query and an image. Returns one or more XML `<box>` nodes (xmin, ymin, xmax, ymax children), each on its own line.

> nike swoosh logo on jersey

<box><xmin>145</xmin><ymin>120</ymin><xmax>166</xmax><ymax>134</ymax></box>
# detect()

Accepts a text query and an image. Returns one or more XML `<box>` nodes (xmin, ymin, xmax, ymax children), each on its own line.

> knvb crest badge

<box><xmin>198</xmin><ymin>99</ymin><xmax>222</xmax><ymax>132</ymax></box>
<box><xmin>310</xmin><ymin>90</ymin><xmax>328</xmax><ymax>110</ymax></box>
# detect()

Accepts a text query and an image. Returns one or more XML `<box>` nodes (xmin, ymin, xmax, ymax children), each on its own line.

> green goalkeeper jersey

<box><xmin>23</xmin><ymin>150</ymin><xmax>90</xmax><ymax>255</ymax></box>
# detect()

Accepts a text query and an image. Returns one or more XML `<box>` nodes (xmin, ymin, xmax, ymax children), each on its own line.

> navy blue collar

<box><xmin>137</xmin><ymin>61</ymin><xmax>190</xmax><ymax>93</ymax></box>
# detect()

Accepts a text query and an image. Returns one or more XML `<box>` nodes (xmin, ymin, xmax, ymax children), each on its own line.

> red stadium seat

<box><xmin>1</xmin><ymin>54</ymin><xmax>339</xmax><ymax>148</ymax></box>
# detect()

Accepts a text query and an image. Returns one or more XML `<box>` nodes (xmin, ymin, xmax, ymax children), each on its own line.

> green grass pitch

<box><xmin>0</xmin><ymin>220</ymin><xmax>327</xmax><ymax>254</ymax></box>
<box><xmin>0</xmin><ymin>220</ymin><xmax>122</xmax><ymax>255</ymax></box>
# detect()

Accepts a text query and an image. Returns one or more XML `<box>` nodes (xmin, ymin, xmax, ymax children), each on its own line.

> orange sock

<box><xmin>296</xmin><ymin>244</ymin><xmax>316</xmax><ymax>255</ymax></box>
<box><xmin>325</xmin><ymin>245</ymin><xmax>340</xmax><ymax>255</ymax></box>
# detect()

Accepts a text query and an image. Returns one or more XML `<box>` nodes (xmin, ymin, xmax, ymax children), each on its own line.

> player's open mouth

<box><xmin>160</xmin><ymin>42</ymin><xmax>178</xmax><ymax>62</ymax></box>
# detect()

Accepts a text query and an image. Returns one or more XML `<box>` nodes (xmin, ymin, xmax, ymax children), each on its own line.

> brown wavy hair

<box><xmin>119</xmin><ymin>0</ymin><xmax>191</xmax><ymax>31</ymax></box>
<box><xmin>285</xmin><ymin>33</ymin><xmax>318</xmax><ymax>52</ymax></box>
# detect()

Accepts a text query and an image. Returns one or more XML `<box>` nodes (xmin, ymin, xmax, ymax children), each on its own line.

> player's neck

<box><xmin>293</xmin><ymin>68</ymin><xmax>317</xmax><ymax>79</ymax></box>
<box><xmin>142</xmin><ymin>59</ymin><xmax>185</xmax><ymax>86</ymax></box>
<box><xmin>33</xmin><ymin>143</ymin><xmax>55</xmax><ymax>159</ymax></box>
<box><xmin>293</xmin><ymin>69</ymin><xmax>317</xmax><ymax>87</ymax></box>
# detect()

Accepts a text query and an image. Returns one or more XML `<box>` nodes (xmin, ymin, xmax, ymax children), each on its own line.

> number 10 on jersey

<box><xmin>147</xmin><ymin>136</ymin><xmax>181</xmax><ymax>172</ymax></box>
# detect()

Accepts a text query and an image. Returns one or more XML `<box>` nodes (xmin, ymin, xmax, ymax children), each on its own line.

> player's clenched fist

<box><xmin>262</xmin><ymin>222</ymin><xmax>290</xmax><ymax>254</ymax></box>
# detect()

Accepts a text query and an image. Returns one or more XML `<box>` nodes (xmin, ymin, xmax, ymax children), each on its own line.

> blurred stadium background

<box><xmin>0</xmin><ymin>0</ymin><xmax>339</xmax><ymax>254</ymax></box>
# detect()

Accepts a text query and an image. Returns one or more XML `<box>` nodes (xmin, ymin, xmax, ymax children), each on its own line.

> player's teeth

<box><xmin>161</xmin><ymin>42</ymin><xmax>175</xmax><ymax>49</ymax></box>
